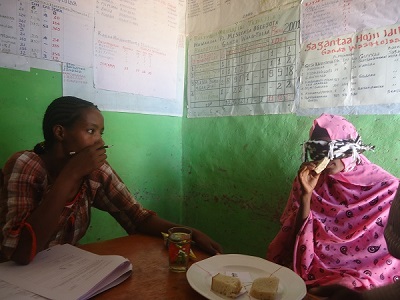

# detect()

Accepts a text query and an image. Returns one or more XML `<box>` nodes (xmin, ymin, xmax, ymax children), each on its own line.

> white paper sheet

<box><xmin>0</xmin><ymin>53</ymin><xmax>30</xmax><ymax>71</ymax></box>
<box><xmin>63</xmin><ymin>63</ymin><xmax>95</xmax><ymax>100</ymax></box>
<box><xmin>93</xmin><ymin>0</ymin><xmax>182</xmax><ymax>100</ymax></box>
<box><xmin>0</xmin><ymin>279</ymin><xmax>47</xmax><ymax>299</ymax></box>
<box><xmin>260</xmin><ymin>0</ymin><xmax>300</xmax><ymax>12</ymax></box>
<box><xmin>186</xmin><ymin>0</ymin><xmax>261</xmax><ymax>35</ymax></box>
<box><xmin>0</xmin><ymin>244</ymin><xmax>132</xmax><ymax>300</ymax></box>
<box><xmin>63</xmin><ymin>60</ymin><xmax>184</xmax><ymax>117</ymax></box>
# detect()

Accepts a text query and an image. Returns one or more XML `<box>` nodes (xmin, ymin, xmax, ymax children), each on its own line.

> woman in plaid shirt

<box><xmin>0</xmin><ymin>96</ymin><xmax>222</xmax><ymax>264</ymax></box>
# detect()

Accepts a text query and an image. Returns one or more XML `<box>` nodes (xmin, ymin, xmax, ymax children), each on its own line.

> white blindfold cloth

<box><xmin>302</xmin><ymin>135</ymin><xmax>375</xmax><ymax>171</ymax></box>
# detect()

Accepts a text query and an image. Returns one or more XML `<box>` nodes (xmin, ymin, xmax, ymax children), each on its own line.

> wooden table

<box><xmin>80</xmin><ymin>234</ymin><xmax>209</xmax><ymax>300</ymax></box>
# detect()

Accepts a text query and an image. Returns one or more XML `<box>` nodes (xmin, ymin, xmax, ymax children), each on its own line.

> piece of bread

<box><xmin>314</xmin><ymin>157</ymin><xmax>330</xmax><ymax>174</ymax></box>
<box><xmin>211</xmin><ymin>273</ymin><xmax>241</xmax><ymax>298</ymax></box>
<box><xmin>249</xmin><ymin>276</ymin><xmax>279</xmax><ymax>300</ymax></box>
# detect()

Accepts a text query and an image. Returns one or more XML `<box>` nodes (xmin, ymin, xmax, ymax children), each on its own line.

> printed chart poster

<box><xmin>299</xmin><ymin>24</ymin><xmax>400</xmax><ymax>110</ymax></box>
<box><xmin>187</xmin><ymin>5</ymin><xmax>300</xmax><ymax>118</ymax></box>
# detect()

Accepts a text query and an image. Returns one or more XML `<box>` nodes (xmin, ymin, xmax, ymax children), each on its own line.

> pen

<box><xmin>69</xmin><ymin>145</ymin><xmax>113</xmax><ymax>155</ymax></box>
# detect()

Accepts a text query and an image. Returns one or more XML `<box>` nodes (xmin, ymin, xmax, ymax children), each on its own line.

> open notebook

<box><xmin>0</xmin><ymin>244</ymin><xmax>132</xmax><ymax>300</ymax></box>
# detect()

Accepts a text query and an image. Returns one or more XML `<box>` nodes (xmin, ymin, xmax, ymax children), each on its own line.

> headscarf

<box><xmin>267</xmin><ymin>114</ymin><xmax>400</xmax><ymax>290</ymax></box>
<box><xmin>302</xmin><ymin>114</ymin><xmax>375</xmax><ymax>171</ymax></box>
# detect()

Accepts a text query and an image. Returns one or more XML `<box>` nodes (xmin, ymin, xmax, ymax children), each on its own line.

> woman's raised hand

<box><xmin>67</xmin><ymin>141</ymin><xmax>107</xmax><ymax>178</ymax></box>
<box><xmin>298</xmin><ymin>162</ymin><xmax>321</xmax><ymax>195</ymax></box>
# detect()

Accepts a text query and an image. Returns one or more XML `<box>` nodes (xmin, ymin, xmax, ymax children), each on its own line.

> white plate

<box><xmin>187</xmin><ymin>254</ymin><xmax>306</xmax><ymax>300</ymax></box>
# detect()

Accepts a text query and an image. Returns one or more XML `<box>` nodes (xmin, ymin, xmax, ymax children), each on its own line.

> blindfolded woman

<box><xmin>267</xmin><ymin>114</ymin><xmax>400</xmax><ymax>291</ymax></box>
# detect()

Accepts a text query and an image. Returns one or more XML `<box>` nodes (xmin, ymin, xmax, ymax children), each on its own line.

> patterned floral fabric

<box><xmin>267</xmin><ymin>114</ymin><xmax>400</xmax><ymax>290</ymax></box>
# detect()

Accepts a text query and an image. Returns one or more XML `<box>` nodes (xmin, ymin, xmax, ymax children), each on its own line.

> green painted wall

<box><xmin>1</xmin><ymin>67</ymin><xmax>399</xmax><ymax>258</ymax></box>
<box><xmin>181</xmin><ymin>115</ymin><xmax>400</xmax><ymax>257</ymax></box>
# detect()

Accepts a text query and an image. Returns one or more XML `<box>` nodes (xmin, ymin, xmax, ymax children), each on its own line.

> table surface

<box><xmin>79</xmin><ymin>234</ymin><xmax>209</xmax><ymax>300</ymax></box>
<box><xmin>80</xmin><ymin>234</ymin><xmax>313</xmax><ymax>300</ymax></box>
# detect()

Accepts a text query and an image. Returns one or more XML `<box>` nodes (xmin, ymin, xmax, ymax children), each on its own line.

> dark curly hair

<box><xmin>34</xmin><ymin>96</ymin><xmax>98</xmax><ymax>154</ymax></box>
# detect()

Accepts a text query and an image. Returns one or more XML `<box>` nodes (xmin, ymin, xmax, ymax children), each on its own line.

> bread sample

<box><xmin>314</xmin><ymin>157</ymin><xmax>330</xmax><ymax>174</ymax></box>
<box><xmin>211</xmin><ymin>273</ymin><xmax>241</xmax><ymax>298</ymax></box>
<box><xmin>249</xmin><ymin>276</ymin><xmax>279</xmax><ymax>300</ymax></box>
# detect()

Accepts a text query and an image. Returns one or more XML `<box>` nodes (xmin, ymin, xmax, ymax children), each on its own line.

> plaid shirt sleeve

<box><xmin>0</xmin><ymin>151</ymin><xmax>46</xmax><ymax>257</ymax></box>
<box><xmin>89</xmin><ymin>162</ymin><xmax>156</xmax><ymax>234</ymax></box>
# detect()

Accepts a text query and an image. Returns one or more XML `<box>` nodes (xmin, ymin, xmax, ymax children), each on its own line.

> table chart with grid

<box><xmin>187</xmin><ymin>7</ymin><xmax>299</xmax><ymax>118</ymax></box>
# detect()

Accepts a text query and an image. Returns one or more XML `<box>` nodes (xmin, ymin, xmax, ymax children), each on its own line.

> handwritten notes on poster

<box><xmin>186</xmin><ymin>0</ymin><xmax>260</xmax><ymax>35</ymax></box>
<box><xmin>300</xmin><ymin>24</ymin><xmax>400</xmax><ymax>111</ymax></box>
<box><xmin>187</xmin><ymin>6</ymin><xmax>300</xmax><ymax>117</ymax></box>
<box><xmin>63</xmin><ymin>62</ymin><xmax>184</xmax><ymax>116</ymax></box>
<box><xmin>0</xmin><ymin>0</ymin><xmax>94</xmax><ymax>67</ymax></box>
<box><xmin>186</xmin><ymin>0</ymin><xmax>299</xmax><ymax>36</ymax></box>
<box><xmin>301</xmin><ymin>0</ymin><xmax>400</xmax><ymax>44</ymax></box>
<box><xmin>93</xmin><ymin>0</ymin><xmax>184</xmax><ymax>100</ymax></box>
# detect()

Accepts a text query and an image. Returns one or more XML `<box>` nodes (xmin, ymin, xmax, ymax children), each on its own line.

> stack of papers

<box><xmin>0</xmin><ymin>244</ymin><xmax>132</xmax><ymax>300</ymax></box>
